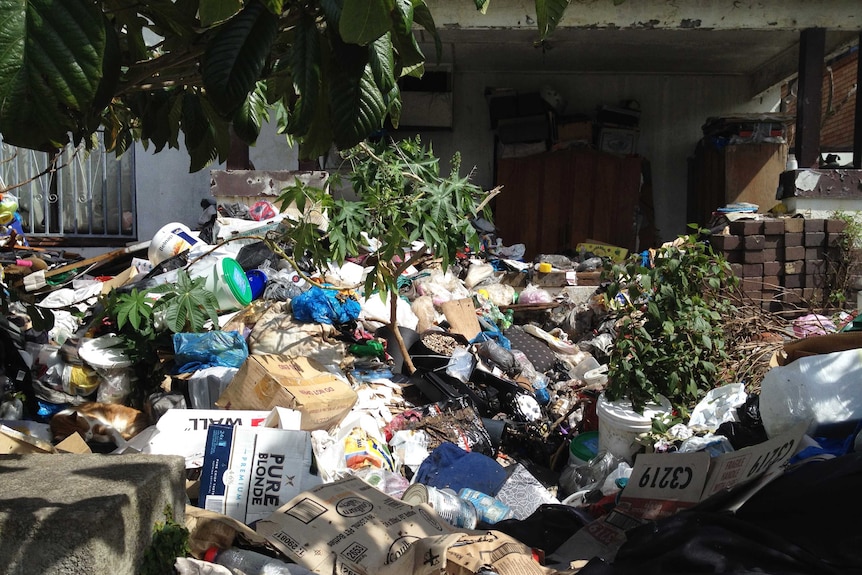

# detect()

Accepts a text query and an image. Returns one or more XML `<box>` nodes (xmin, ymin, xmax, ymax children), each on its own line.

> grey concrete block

<box><xmin>0</xmin><ymin>453</ymin><xmax>186</xmax><ymax>575</ymax></box>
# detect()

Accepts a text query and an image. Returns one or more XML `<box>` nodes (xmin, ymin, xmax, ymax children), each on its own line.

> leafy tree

<box><xmin>0</xmin><ymin>0</ymin><xmax>573</xmax><ymax>171</ymax></box>
<box><xmin>276</xmin><ymin>136</ymin><xmax>495</xmax><ymax>373</ymax></box>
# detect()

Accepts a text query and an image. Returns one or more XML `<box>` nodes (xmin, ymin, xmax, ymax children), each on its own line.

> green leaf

<box><xmin>535</xmin><ymin>0</ymin><xmax>570</xmax><ymax>40</ymax></box>
<box><xmin>0</xmin><ymin>0</ymin><xmax>106</xmax><ymax>150</ymax></box>
<box><xmin>339</xmin><ymin>0</ymin><xmax>393</xmax><ymax>45</ymax></box>
<box><xmin>202</xmin><ymin>1</ymin><xmax>279</xmax><ymax>115</ymax></box>
<box><xmin>232</xmin><ymin>82</ymin><xmax>267</xmax><ymax>144</ymax></box>
<box><xmin>411</xmin><ymin>2</ymin><xmax>440</xmax><ymax>62</ymax></box>
<box><xmin>369</xmin><ymin>34</ymin><xmax>396</xmax><ymax>95</ymax></box>
<box><xmin>474</xmin><ymin>0</ymin><xmax>491</xmax><ymax>13</ymax></box>
<box><xmin>259</xmin><ymin>0</ymin><xmax>285</xmax><ymax>14</ymax></box>
<box><xmin>288</xmin><ymin>12</ymin><xmax>322</xmax><ymax>136</ymax></box>
<box><xmin>329</xmin><ymin>59</ymin><xmax>386</xmax><ymax>150</ymax></box>
<box><xmin>199</xmin><ymin>0</ymin><xmax>242</xmax><ymax>27</ymax></box>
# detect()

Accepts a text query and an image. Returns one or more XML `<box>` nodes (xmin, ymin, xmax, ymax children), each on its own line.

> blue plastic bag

<box><xmin>172</xmin><ymin>330</ymin><xmax>248</xmax><ymax>374</ymax></box>
<box><xmin>291</xmin><ymin>285</ymin><xmax>361</xmax><ymax>325</ymax></box>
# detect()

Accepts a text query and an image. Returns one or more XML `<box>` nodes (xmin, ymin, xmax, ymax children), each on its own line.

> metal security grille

<box><xmin>0</xmin><ymin>135</ymin><xmax>136</xmax><ymax>242</ymax></box>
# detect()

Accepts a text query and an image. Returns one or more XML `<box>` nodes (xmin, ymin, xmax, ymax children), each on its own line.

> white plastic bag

<box><xmin>759</xmin><ymin>348</ymin><xmax>862</xmax><ymax>437</ymax></box>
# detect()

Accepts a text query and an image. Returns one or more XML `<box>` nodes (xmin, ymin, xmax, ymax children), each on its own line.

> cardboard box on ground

<box><xmin>256</xmin><ymin>475</ymin><xmax>554</xmax><ymax>575</ymax></box>
<box><xmin>215</xmin><ymin>354</ymin><xmax>358</xmax><ymax>431</ymax></box>
<box><xmin>549</xmin><ymin>420</ymin><xmax>808</xmax><ymax>566</ymax></box>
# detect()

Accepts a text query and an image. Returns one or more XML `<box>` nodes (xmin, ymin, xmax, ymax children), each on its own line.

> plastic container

<box><xmin>568</xmin><ymin>430</ymin><xmax>600</xmax><ymax>467</ymax></box>
<box><xmin>596</xmin><ymin>392</ymin><xmax>672</xmax><ymax>463</ymax></box>
<box><xmin>204</xmin><ymin>546</ymin><xmax>314</xmax><ymax>574</ymax></box>
<box><xmin>458</xmin><ymin>487</ymin><xmax>514</xmax><ymax>524</ymax></box>
<box><xmin>402</xmin><ymin>483</ymin><xmax>478</xmax><ymax>529</ymax></box>
<box><xmin>148</xmin><ymin>222</ymin><xmax>203</xmax><ymax>266</ymax></box>
<box><xmin>531</xmin><ymin>374</ymin><xmax>550</xmax><ymax>405</ymax></box>
<box><xmin>246</xmin><ymin>268</ymin><xmax>268</xmax><ymax>300</ymax></box>
<box><xmin>191</xmin><ymin>256</ymin><xmax>253</xmax><ymax>312</ymax></box>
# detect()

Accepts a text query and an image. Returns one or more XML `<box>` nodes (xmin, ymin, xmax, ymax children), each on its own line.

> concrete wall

<box><xmin>134</xmin><ymin>117</ymin><xmax>302</xmax><ymax>245</ymax></box>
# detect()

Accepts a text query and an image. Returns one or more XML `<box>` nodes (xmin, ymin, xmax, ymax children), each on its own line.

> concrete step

<box><xmin>0</xmin><ymin>453</ymin><xmax>186</xmax><ymax>575</ymax></box>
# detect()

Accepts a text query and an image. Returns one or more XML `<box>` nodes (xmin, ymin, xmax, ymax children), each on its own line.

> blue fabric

<box><xmin>291</xmin><ymin>285</ymin><xmax>361</xmax><ymax>325</ymax></box>
<box><xmin>414</xmin><ymin>441</ymin><xmax>509</xmax><ymax>496</ymax></box>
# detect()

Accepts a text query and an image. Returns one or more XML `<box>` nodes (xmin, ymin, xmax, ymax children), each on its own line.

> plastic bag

<box><xmin>172</xmin><ymin>330</ymin><xmax>249</xmax><ymax>373</ymax></box>
<box><xmin>518</xmin><ymin>283</ymin><xmax>554</xmax><ymax>304</ymax></box>
<box><xmin>291</xmin><ymin>286</ymin><xmax>361</xmax><ymax>325</ymax></box>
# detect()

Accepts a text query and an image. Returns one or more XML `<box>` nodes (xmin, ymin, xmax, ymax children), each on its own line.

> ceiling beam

<box><xmin>426</xmin><ymin>0</ymin><xmax>862</xmax><ymax>32</ymax></box>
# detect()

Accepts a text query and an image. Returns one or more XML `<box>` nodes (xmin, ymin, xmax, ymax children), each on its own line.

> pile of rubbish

<box><xmin>2</xmin><ymin>200</ymin><xmax>862</xmax><ymax>575</ymax></box>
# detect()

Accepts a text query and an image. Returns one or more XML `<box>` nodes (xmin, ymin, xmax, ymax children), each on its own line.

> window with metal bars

<box><xmin>0</xmin><ymin>135</ymin><xmax>136</xmax><ymax>246</ymax></box>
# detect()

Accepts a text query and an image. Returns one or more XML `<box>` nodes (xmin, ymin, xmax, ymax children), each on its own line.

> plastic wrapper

<box><xmin>172</xmin><ymin>330</ymin><xmax>249</xmax><ymax>373</ymax></box>
<box><xmin>518</xmin><ymin>283</ymin><xmax>554</xmax><ymax>304</ymax></box>
<box><xmin>445</xmin><ymin>347</ymin><xmax>475</xmax><ymax>382</ymax></box>
<box><xmin>291</xmin><ymin>286</ymin><xmax>361</xmax><ymax>325</ymax></box>
<box><xmin>343</xmin><ymin>426</ymin><xmax>395</xmax><ymax>471</ymax></box>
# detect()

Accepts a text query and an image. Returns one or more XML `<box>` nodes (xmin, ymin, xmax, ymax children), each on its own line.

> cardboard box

<box><xmin>215</xmin><ymin>355</ymin><xmax>357</xmax><ymax>431</ymax></box>
<box><xmin>198</xmin><ymin>424</ymin><xmax>321</xmax><ymax>526</ymax></box>
<box><xmin>258</xmin><ymin>475</ymin><xmax>547</xmax><ymax>575</ymax></box>
<box><xmin>552</xmin><ymin>423</ymin><xmax>806</xmax><ymax>564</ymax></box>
<box><xmin>599</xmin><ymin>127</ymin><xmax>639</xmax><ymax>155</ymax></box>
<box><xmin>557</xmin><ymin>120</ymin><xmax>593</xmax><ymax>143</ymax></box>
<box><xmin>125</xmin><ymin>408</ymin><xmax>295</xmax><ymax>468</ymax></box>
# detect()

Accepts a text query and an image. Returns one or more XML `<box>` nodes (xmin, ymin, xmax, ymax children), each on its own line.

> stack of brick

<box><xmin>709</xmin><ymin>217</ymin><xmax>848</xmax><ymax>312</ymax></box>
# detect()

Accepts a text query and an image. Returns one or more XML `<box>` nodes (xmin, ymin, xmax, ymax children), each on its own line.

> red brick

<box><xmin>783</xmin><ymin>273</ymin><xmax>805</xmax><ymax>288</ymax></box>
<box><xmin>741</xmin><ymin>277</ymin><xmax>762</xmax><ymax>292</ymax></box>
<box><xmin>763</xmin><ymin>261</ymin><xmax>781</xmax><ymax>275</ymax></box>
<box><xmin>730</xmin><ymin>263</ymin><xmax>743</xmax><ymax>277</ymax></box>
<box><xmin>825</xmin><ymin>219</ymin><xmax>848</xmax><ymax>234</ymax></box>
<box><xmin>784</xmin><ymin>260</ymin><xmax>805</xmax><ymax>275</ymax></box>
<box><xmin>806</xmin><ymin>247</ymin><xmax>825</xmax><ymax>260</ymax></box>
<box><xmin>761</xmin><ymin>248</ymin><xmax>778</xmax><ymax>261</ymax></box>
<box><xmin>762</xmin><ymin>219</ymin><xmax>785</xmax><ymax>234</ymax></box>
<box><xmin>804</xmin><ymin>231</ymin><xmax>826</xmax><ymax>246</ymax></box>
<box><xmin>803</xmin><ymin>287</ymin><xmax>826</xmax><ymax>303</ymax></box>
<box><xmin>729</xmin><ymin>220</ymin><xmax>764</xmax><ymax>235</ymax></box>
<box><xmin>804</xmin><ymin>219</ymin><xmax>825</xmax><ymax>232</ymax></box>
<box><xmin>743</xmin><ymin>250</ymin><xmax>765</xmax><ymax>264</ymax></box>
<box><xmin>741</xmin><ymin>263</ymin><xmax>763</xmax><ymax>277</ymax></box>
<box><xmin>784</xmin><ymin>246</ymin><xmax>805</xmax><ymax>260</ymax></box>
<box><xmin>744</xmin><ymin>235</ymin><xmax>765</xmax><ymax>250</ymax></box>
<box><xmin>783</xmin><ymin>288</ymin><xmax>805</xmax><ymax>304</ymax></box>
<box><xmin>784</xmin><ymin>233</ymin><xmax>803</xmax><ymax>248</ymax></box>
<box><xmin>709</xmin><ymin>234</ymin><xmax>742</xmax><ymax>252</ymax></box>
<box><xmin>763</xmin><ymin>235</ymin><xmax>784</xmax><ymax>249</ymax></box>
<box><xmin>784</xmin><ymin>218</ymin><xmax>805</xmax><ymax>233</ymax></box>
<box><xmin>762</xmin><ymin>275</ymin><xmax>781</xmax><ymax>289</ymax></box>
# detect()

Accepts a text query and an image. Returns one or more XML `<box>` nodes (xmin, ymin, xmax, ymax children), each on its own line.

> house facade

<box><xmin>13</xmin><ymin>0</ymin><xmax>859</xmax><ymax>257</ymax></box>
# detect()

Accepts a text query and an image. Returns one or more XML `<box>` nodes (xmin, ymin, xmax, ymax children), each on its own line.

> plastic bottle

<box><xmin>786</xmin><ymin>153</ymin><xmax>798</xmax><ymax>171</ymax></box>
<box><xmin>204</xmin><ymin>547</ymin><xmax>314</xmax><ymax>575</ymax></box>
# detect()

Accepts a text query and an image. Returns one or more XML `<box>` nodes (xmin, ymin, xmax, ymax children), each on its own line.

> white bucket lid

<box><xmin>78</xmin><ymin>334</ymin><xmax>133</xmax><ymax>370</ymax></box>
<box><xmin>596</xmin><ymin>392</ymin><xmax>672</xmax><ymax>431</ymax></box>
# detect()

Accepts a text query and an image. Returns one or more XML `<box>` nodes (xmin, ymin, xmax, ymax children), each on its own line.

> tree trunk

<box><xmin>389</xmin><ymin>289</ymin><xmax>416</xmax><ymax>374</ymax></box>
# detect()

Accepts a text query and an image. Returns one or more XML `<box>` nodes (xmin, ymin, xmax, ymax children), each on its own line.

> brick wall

<box><xmin>782</xmin><ymin>48</ymin><xmax>858</xmax><ymax>152</ymax></box>
<box><xmin>710</xmin><ymin>217</ymin><xmax>849</xmax><ymax>313</ymax></box>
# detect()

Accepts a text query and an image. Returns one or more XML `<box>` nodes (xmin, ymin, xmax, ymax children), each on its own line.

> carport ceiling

<box><xmin>420</xmin><ymin>28</ymin><xmax>858</xmax><ymax>89</ymax></box>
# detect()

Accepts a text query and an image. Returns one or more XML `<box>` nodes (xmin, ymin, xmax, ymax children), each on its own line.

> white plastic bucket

<box><xmin>191</xmin><ymin>256</ymin><xmax>253</xmax><ymax>312</ymax></box>
<box><xmin>596</xmin><ymin>392</ymin><xmax>672</xmax><ymax>463</ymax></box>
<box><xmin>148</xmin><ymin>222</ymin><xmax>203</xmax><ymax>266</ymax></box>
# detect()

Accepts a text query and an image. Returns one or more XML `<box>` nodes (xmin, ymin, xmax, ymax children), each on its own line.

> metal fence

<box><xmin>0</xmin><ymin>135</ymin><xmax>136</xmax><ymax>241</ymax></box>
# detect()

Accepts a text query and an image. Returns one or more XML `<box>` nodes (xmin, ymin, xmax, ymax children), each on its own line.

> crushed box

<box><xmin>215</xmin><ymin>354</ymin><xmax>357</xmax><ymax>431</ymax></box>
